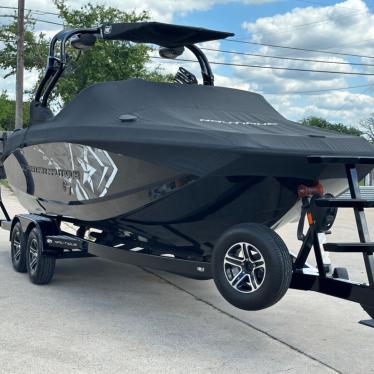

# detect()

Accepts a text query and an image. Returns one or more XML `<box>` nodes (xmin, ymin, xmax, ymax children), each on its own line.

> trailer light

<box><xmin>298</xmin><ymin>181</ymin><xmax>324</xmax><ymax>198</ymax></box>
<box><xmin>307</xmin><ymin>212</ymin><xmax>314</xmax><ymax>225</ymax></box>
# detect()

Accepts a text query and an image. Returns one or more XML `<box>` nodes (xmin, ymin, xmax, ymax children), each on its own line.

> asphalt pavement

<box><xmin>0</xmin><ymin>187</ymin><xmax>373</xmax><ymax>374</ymax></box>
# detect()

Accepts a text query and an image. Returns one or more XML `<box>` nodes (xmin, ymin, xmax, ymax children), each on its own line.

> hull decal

<box><xmin>32</xmin><ymin>143</ymin><xmax>118</xmax><ymax>201</ymax></box>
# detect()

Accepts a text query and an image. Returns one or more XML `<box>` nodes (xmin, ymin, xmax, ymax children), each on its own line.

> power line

<box><xmin>3</xmin><ymin>35</ymin><xmax>373</xmax><ymax>77</ymax></box>
<box><xmin>235</xmin><ymin>18</ymin><xmax>374</xmax><ymax>60</ymax></box>
<box><xmin>319</xmin><ymin>37</ymin><xmax>374</xmax><ymax>51</ymax></box>
<box><xmin>226</xmin><ymin>5</ymin><xmax>374</xmax><ymax>59</ymax></box>
<box><xmin>0</xmin><ymin>14</ymin><xmax>63</xmax><ymax>26</ymax></box>
<box><xmin>151</xmin><ymin>56</ymin><xmax>374</xmax><ymax>76</ymax></box>
<box><xmin>153</xmin><ymin>56</ymin><xmax>374</xmax><ymax>95</ymax></box>
<box><xmin>2</xmin><ymin>4</ymin><xmax>374</xmax><ymax>61</ymax></box>
<box><xmin>224</xmin><ymin>38</ymin><xmax>374</xmax><ymax>60</ymax></box>
<box><xmin>2</xmin><ymin>14</ymin><xmax>374</xmax><ymax>72</ymax></box>
<box><xmin>235</xmin><ymin>2</ymin><xmax>369</xmax><ymax>40</ymax></box>
<box><xmin>3</xmin><ymin>10</ymin><xmax>373</xmax><ymax>63</ymax></box>
<box><xmin>2</xmin><ymin>38</ymin><xmax>370</xmax><ymax>73</ymax></box>
<box><xmin>2</xmin><ymin>39</ymin><xmax>373</xmax><ymax>96</ymax></box>
<box><xmin>231</xmin><ymin>1</ymin><xmax>374</xmax><ymax>58</ymax></box>
<box><xmin>333</xmin><ymin>85</ymin><xmax>373</xmax><ymax>113</ymax></box>
<box><xmin>0</xmin><ymin>38</ymin><xmax>370</xmax><ymax>71</ymax></box>
<box><xmin>3</xmin><ymin>10</ymin><xmax>374</xmax><ymax>77</ymax></box>
<box><xmin>1</xmin><ymin>3</ymin><xmax>370</xmax><ymax>48</ymax></box>
<box><xmin>2</xmin><ymin>40</ymin><xmax>372</xmax><ymax>95</ymax></box>
<box><xmin>201</xmin><ymin>47</ymin><xmax>374</xmax><ymax>67</ymax></box>
<box><xmin>262</xmin><ymin>83</ymin><xmax>374</xmax><ymax>95</ymax></box>
<box><xmin>0</xmin><ymin>5</ymin><xmax>60</xmax><ymax>17</ymax></box>
<box><xmin>245</xmin><ymin>8</ymin><xmax>368</xmax><ymax>37</ymax></box>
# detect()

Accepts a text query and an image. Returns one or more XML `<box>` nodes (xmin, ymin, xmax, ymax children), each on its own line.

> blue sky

<box><xmin>174</xmin><ymin>1</ymin><xmax>299</xmax><ymax>30</ymax></box>
<box><xmin>1</xmin><ymin>0</ymin><xmax>374</xmax><ymax>126</ymax></box>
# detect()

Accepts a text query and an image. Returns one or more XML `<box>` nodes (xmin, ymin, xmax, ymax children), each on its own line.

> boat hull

<box><xmin>3</xmin><ymin>141</ymin><xmax>368</xmax><ymax>250</ymax></box>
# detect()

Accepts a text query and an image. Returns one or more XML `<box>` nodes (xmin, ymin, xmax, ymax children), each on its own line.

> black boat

<box><xmin>2</xmin><ymin>22</ymin><xmax>374</xmax><ymax>321</ymax></box>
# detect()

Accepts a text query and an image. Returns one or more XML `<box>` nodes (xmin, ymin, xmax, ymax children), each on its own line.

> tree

<box><xmin>53</xmin><ymin>1</ymin><xmax>169</xmax><ymax>105</ymax></box>
<box><xmin>359</xmin><ymin>114</ymin><xmax>374</xmax><ymax>143</ymax></box>
<box><xmin>300</xmin><ymin>116</ymin><xmax>362</xmax><ymax>136</ymax></box>
<box><xmin>0</xmin><ymin>16</ymin><xmax>49</xmax><ymax>77</ymax></box>
<box><xmin>0</xmin><ymin>2</ymin><xmax>170</xmax><ymax>126</ymax></box>
<box><xmin>0</xmin><ymin>91</ymin><xmax>29</xmax><ymax>130</ymax></box>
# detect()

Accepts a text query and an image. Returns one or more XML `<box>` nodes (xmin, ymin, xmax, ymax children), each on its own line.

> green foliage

<box><xmin>0</xmin><ymin>16</ymin><xmax>49</xmax><ymax>77</ymax></box>
<box><xmin>0</xmin><ymin>2</ymin><xmax>171</xmax><ymax>110</ymax></box>
<box><xmin>54</xmin><ymin>1</ymin><xmax>169</xmax><ymax>104</ymax></box>
<box><xmin>300</xmin><ymin>116</ymin><xmax>362</xmax><ymax>136</ymax></box>
<box><xmin>0</xmin><ymin>91</ymin><xmax>29</xmax><ymax>130</ymax></box>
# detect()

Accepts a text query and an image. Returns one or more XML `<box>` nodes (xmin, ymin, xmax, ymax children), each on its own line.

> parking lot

<box><xmin>0</xmin><ymin>187</ymin><xmax>373</xmax><ymax>374</ymax></box>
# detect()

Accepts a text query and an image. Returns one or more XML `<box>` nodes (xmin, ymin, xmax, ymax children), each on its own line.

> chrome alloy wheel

<box><xmin>28</xmin><ymin>238</ymin><xmax>39</xmax><ymax>272</ymax></box>
<box><xmin>223</xmin><ymin>242</ymin><xmax>266</xmax><ymax>293</ymax></box>
<box><xmin>12</xmin><ymin>231</ymin><xmax>22</xmax><ymax>262</ymax></box>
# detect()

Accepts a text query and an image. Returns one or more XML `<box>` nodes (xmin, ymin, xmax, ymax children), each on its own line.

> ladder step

<box><xmin>324</xmin><ymin>242</ymin><xmax>374</xmax><ymax>253</ymax></box>
<box><xmin>315</xmin><ymin>198</ymin><xmax>374</xmax><ymax>208</ymax></box>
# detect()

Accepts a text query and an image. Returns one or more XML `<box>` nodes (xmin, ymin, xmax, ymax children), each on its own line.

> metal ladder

<box><xmin>291</xmin><ymin>156</ymin><xmax>374</xmax><ymax>326</ymax></box>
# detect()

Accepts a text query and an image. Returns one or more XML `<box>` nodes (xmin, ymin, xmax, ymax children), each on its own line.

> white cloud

<box><xmin>231</xmin><ymin>0</ymin><xmax>374</xmax><ymax>125</ymax></box>
<box><xmin>267</xmin><ymin>90</ymin><xmax>374</xmax><ymax>126</ymax></box>
<box><xmin>311</xmin><ymin>90</ymin><xmax>374</xmax><ymax>110</ymax></box>
<box><xmin>242</xmin><ymin>0</ymin><xmax>372</xmax><ymax>52</ymax></box>
<box><xmin>0</xmin><ymin>0</ymin><xmax>279</xmax><ymax>23</ymax></box>
<box><xmin>0</xmin><ymin>70</ymin><xmax>38</xmax><ymax>100</ymax></box>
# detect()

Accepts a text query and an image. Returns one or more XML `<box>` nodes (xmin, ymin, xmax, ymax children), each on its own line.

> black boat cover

<box><xmin>5</xmin><ymin>79</ymin><xmax>374</xmax><ymax>164</ymax></box>
<box><xmin>101</xmin><ymin>22</ymin><xmax>234</xmax><ymax>46</ymax></box>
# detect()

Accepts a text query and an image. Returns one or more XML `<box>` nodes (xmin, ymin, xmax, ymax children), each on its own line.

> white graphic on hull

<box><xmin>32</xmin><ymin>143</ymin><xmax>118</xmax><ymax>201</ymax></box>
<box><xmin>78</xmin><ymin>148</ymin><xmax>97</xmax><ymax>192</ymax></box>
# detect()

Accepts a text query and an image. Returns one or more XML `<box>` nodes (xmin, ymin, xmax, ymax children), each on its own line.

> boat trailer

<box><xmin>1</xmin><ymin>155</ymin><xmax>374</xmax><ymax>325</ymax></box>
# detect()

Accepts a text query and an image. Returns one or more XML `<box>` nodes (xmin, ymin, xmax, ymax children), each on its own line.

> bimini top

<box><xmin>12</xmin><ymin>79</ymin><xmax>374</xmax><ymax>166</ymax></box>
<box><xmin>100</xmin><ymin>22</ymin><xmax>234</xmax><ymax>47</ymax></box>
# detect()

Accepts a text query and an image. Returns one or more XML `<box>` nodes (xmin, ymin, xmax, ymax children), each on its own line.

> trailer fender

<box><xmin>12</xmin><ymin>214</ymin><xmax>60</xmax><ymax>239</ymax></box>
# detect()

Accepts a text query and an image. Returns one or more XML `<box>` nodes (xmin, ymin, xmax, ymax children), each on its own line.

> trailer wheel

<box><xmin>212</xmin><ymin>223</ymin><xmax>292</xmax><ymax>311</ymax></box>
<box><xmin>10</xmin><ymin>222</ymin><xmax>27</xmax><ymax>273</ymax></box>
<box><xmin>26</xmin><ymin>227</ymin><xmax>56</xmax><ymax>285</ymax></box>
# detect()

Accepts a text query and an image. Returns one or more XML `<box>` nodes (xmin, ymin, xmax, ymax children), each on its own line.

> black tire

<box><xmin>10</xmin><ymin>222</ymin><xmax>27</xmax><ymax>273</ymax></box>
<box><xmin>361</xmin><ymin>304</ymin><xmax>374</xmax><ymax>319</ymax></box>
<box><xmin>26</xmin><ymin>227</ymin><xmax>56</xmax><ymax>285</ymax></box>
<box><xmin>212</xmin><ymin>223</ymin><xmax>292</xmax><ymax>311</ymax></box>
<box><xmin>332</xmin><ymin>267</ymin><xmax>349</xmax><ymax>280</ymax></box>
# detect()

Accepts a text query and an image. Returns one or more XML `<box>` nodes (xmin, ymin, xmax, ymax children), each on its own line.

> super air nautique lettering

<box><xmin>26</xmin><ymin>166</ymin><xmax>81</xmax><ymax>179</ymax></box>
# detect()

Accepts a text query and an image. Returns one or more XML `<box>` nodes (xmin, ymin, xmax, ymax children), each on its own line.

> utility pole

<box><xmin>15</xmin><ymin>0</ymin><xmax>25</xmax><ymax>129</ymax></box>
